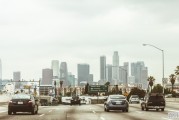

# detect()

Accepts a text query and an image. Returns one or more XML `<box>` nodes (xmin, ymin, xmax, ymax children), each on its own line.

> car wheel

<box><xmin>156</xmin><ymin>109</ymin><xmax>159</xmax><ymax>111</ymax></box>
<box><xmin>106</xmin><ymin>107</ymin><xmax>109</xmax><ymax>112</ymax></box>
<box><xmin>35</xmin><ymin>110</ymin><xmax>38</xmax><ymax>114</ymax></box>
<box><xmin>126</xmin><ymin>109</ymin><xmax>129</xmax><ymax>112</ymax></box>
<box><xmin>8</xmin><ymin>111</ymin><xmax>12</xmax><ymax>115</ymax></box>
<box><xmin>31</xmin><ymin>108</ymin><xmax>35</xmax><ymax>115</ymax></box>
<box><xmin>141</xmin><ymin>107</ymin><xmax>144</xmax><ymax>111</ymax></box>
<box><xmin>145</xmin><ymin>108</ymin><xmax>148</xmax><ymax>111</ymax></box>
<box><xmin>161</xmin><ymin>108</ymin><xmax>164</xmax><ymax>111</ymax></box>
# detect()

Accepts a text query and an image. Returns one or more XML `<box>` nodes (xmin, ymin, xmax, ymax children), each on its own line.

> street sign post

<box><xmin>88</xmin><ymin>85</ymin><xmax>108</xmax><ymax>93</ymax></box>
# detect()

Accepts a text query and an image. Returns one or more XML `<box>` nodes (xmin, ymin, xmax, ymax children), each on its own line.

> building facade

<box><xmin>51</xmin><ymin>60</ymin><xmax>60</xmax><ymax>79</ymax></box>
<box><xmin>100</xmin><ymin>56</ymin><xmax>106</xmax><ymax>81</ymax></box>
<box><xmin>13</xmin><ymin>71</ymin><xmax>21</xmax><ymax>89</ymax></box>
<box><xmin>131</xmin><ymin>61</ymin><xmax>148</xmax><ymax>89</ymax></box>
<box><xmin>77</xmin><ymin>64</ymin><xmax>89</xmax><ymax>86</ymax></box>
<box><xmin>112</xmin><ymin>51</ymin><xmax>119</xmax><ymax>85</ymax></box>
<box><xmin>60</xmin><ymin>62</ymin><xmax>68</xmax><ymax>87</ymax></box>
<box><xmin>41</xmin><ymin>68</ymin><xmax>53</xmax><ymax>85</ymax></box>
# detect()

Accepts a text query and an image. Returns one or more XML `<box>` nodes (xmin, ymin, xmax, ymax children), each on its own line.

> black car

<box><xmin>141</xmin><ymin>93</ymin><xmax>165</xmax><ymax>111</ymax></box>
<box><xmin>8</xmin><ymin>94</ymin><xmax>38</xmax><ymax>115</ymax></box>
<box><xmin>70</xmin><ymin>95</ymin><xmax>81</xmax><ymax>106</ymax></box>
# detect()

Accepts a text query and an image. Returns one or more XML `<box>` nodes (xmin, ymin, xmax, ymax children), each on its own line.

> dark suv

<box><xmin>141</xmin><ymin>93</ymin><xmax>165</xmax><ymax>111</ymax></box>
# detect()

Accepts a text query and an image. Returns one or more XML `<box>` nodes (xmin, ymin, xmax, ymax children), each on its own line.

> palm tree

<box><xmin>175</xmin><ymin>66</ymin><xmax>179</xmax><ymax>75</ymax></box>
<box><xmin>147</xmin><ymin>76</ymin><xmax>155</xmax><ymax>93</ymax></box>
<box><xmin>169</xmin><ymin>74</ymin><xmax>176</xmax><ymax>92</ymax></box>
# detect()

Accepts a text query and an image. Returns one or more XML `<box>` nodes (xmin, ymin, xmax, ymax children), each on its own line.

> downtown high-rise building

<box><xmin>51</xmin><ymin>60</ymin><xmax>60</xmax><ymax>79</ymax></box>
<box><xmin>106</xmin><ymin>64</ymin><xmax>112</xmax><ymax>84</ymax></box>
<box><xmin>77</xmin><ymin>64</ymin><xmax>89</xmax><ymax>86</ymax></box>
<box><xmin>60</xmin><ymin>62</ymin><xmax>68</xmax><ymax>86</ymax></box>
<box><xmin>112</xmin><ymin>51</ymin><xmax>119</xmax><ymax>85</ymax></box>
<box><xmin>13</xmin><ymin>71</ymin><xmax>21</xmax><ymax>89</ymax></box>
<box><xmin>68</xmin><ymin>72</ymin><xmax>76</xmax><ymax>87</ymax></box>
<box><xmin>51</xmin><ymin>60</ymin><xmax>60</xmax><ymax>87</ymax></box>
<box><xmin>100</xmin><ymin>56</ymin><xmax>106</xmax><ymax>81</ymax></box>
<box><xmin>41</xmin><ymin>68</ymin><xmax>53</xmax><ymax>85</ymax></box>
<box><xmin>119</xmin><ymin>62</ymin><xmax>129</xmax><ymax>86</ymax></box>
<box><xmin>131</xmin><ymin>61</ymin><xmax>148</xmax><ymax>89</ymax></box>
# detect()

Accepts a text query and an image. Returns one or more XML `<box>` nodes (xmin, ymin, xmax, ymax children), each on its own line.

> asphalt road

<box><xmin>0</xmin><ymin>102</ymin><xmax>178</xmax><ymax>120</ymax></box>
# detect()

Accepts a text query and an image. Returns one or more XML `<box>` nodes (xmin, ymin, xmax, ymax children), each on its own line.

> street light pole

<box><xmin>143</xmin><ymin>44</ymin><xmax>165</xmax><ymax>94</ymax></box>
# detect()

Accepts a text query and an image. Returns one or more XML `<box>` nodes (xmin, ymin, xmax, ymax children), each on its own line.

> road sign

<box><xmin>88</xmin><ymin>85</ymin><xmax>108</xmax><ymax>92</ymax></box>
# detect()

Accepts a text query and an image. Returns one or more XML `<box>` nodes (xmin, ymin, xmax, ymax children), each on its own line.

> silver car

<box><xmin>104</xmin><ymin>95</ymin><xmax>129</xmax><ymax>112</ymax></box>
<box><xmin>129</xmin><ymin>95</ymin><xmax>140</xmax><ymax>104</ymax></box>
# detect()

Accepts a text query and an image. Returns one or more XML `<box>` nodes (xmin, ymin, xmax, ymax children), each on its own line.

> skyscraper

<box><xmin>77</xmin><ymin>64</ymin><xmax>89</xmax><ymax>86</ymax></box>
<box><xmin>112</xmin><ymin>51</ymin><xmax>119</xmax><ymax>85</ymax></box>
<box><xmin>131</xmin><ymin>61</ymin><xmax>148</xmax><ymax>89</ymax></box>
<box><xmin>51</xmin><ymin>60</ymin><xmax>60</xmax><ymax>79</ymax></box>
<box><xmin>60</xmin><ymin>62</ymin><xmax>68</xmax><ymax>86</ymax></box>
<box><xmin>88</xmin><ymin>74</ymin><xmax>93</xmax><ymax>85</ymax></box>
<box><xmin>41</xmin><ymin>68</ymin><xmax>53</xmax><ymax>85</ymax></box>
<box><xmin>106</xmin><ymin>64</ymin><xmax>112</xmax><ymax>84</ymax></box>
<box><xmin>100</xmin><ymin>56</ymin><xmax>106</xmax><ymax>81</ymax></box>
<box><xmin>13</xmin><ymin>71</ymin><xmax>21</xmax><ymax>89</ymax></box>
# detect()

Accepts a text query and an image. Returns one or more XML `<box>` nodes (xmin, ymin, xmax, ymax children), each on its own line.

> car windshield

<box><xmin>12</xmin><ymin>94</ymin><xmax>31</xmax><ymax>99</ymax></box>
<box><xmin>110</xmin><ymin>96</ymin><xmax>125</xmax><ymax>99</ymax></box>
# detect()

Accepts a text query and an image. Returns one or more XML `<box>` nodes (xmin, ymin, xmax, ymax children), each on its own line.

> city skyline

<box><xmin>0</xmin><ymin>1</ymin><xmax>179</xmax><ymax>84</ymax></box>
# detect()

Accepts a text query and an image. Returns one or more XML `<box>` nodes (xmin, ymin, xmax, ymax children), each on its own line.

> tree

<box><xmin>175</xmin><ymin>66</ymin><xmax>179</xmax><ymax>75</ymax></box>
<box><xmin>127</xmin><ymin>87</ymin><xmax>146</xmax><ymax>101</ymax></box>
<box><xmin>152</xmin><ymin>84</ymin><xmax>163</xmax><ymax>93</ymax></box>
<box><xmin>84</xmin><ymin>83</ymin><xmax>89</xmax><ymax>94</ymax></box>
<box><xmin>169</xmin><ymin>74</ymin><xmax>176</xmax><ymax>92</ymax></box>
<box><xmin>147</xmin><ymin>76</ymin><xmax>155</xmax><ymax>93</ymax></box>
<box><xmin>104</xmin><ymin>82</ymin><xmax>110</xmax><ymax>86</ymax></box>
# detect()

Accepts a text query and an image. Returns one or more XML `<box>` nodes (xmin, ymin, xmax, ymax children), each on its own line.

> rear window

<box><xmin>110</xmin><ymin>96</ymin><xmax>125</xmax><ymax>99</ymax></box>
<box><xmin>149</xmin><ymin>96</ymin><xmax>164</xmax><ymax>101</ymax></box>
<box><xmin>12</xmin><ymin>94</ymin><xmax>31</xmax><ymax>99</ymax></box>
<box><xmin>131</xmin><ymin>95</ymin><xmax>139</xmax><ymax>98</ymax></box>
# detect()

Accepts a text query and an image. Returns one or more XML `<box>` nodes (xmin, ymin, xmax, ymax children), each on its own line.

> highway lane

<box><xmin>0</xmin><ymin>102</ymin><xmax>178</xmax><ymax>120</ymax></box>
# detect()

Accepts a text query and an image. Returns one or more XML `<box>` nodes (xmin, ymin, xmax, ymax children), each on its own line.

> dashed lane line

<box><xmin>0</xmin><ymin>110</ymin><xmax>7</xmax><ymax>113</ymax></box>
<box><xmin>92</xmin><ymin>111</ymin><xmax>96</xmax><ymax>114</ymax></box>
<box><xmin>39</xmin><ymin>114</ymin><xmax>45</xmax><ymax>117</ymax></box>
<box><xmin>100</xmin><ymin>117</ymin><xmax>105</xmax><ymax>120</ymax></box>
<box><xmin>162</xmin><ymin>117</ymin><xmax>172</xmax><ymax>120</ymax></box>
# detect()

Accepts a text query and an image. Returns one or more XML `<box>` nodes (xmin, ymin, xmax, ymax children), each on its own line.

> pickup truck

<box><xmin>141</xmin><ymin>93</ymin><xmax>165</xmax><ymax>111</ymax></box>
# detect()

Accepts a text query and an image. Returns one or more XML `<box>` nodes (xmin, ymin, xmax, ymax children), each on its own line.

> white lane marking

<box><xmin>168</xmin><ymin>109</ymin><xmax>179</xmax><ymax>112</ymax></box>
<box><xmin>49</xmin><ymin>110</ymin><xmax>52</xmax><ymax>112</ymax></box>
<box><xmin>162</xmin><ymin>117</ymin><xmax>172</xmax><ymax>120</ymax></box>
<box><xmin>135</xmin><ymin>111</ymin><xmax>142</xmax><ymax>114</ymax></box>
<box><xmin>92</xmin><ymin>111</ymin><xmax>96</xmax><ymax>114</ymax></box>
<box><xmin>39</xmin><ymin>114</ymin><xmax>45</xmax><ymax>117</ymax></box>
<box><xmin>100</xmin><ymin>117</ymin><xmax>105</xmax><ymax>120</ymax></box>
<box><xmin>0</xmin><ymin>110</ymin><xmax>7</xmax><ymax>113</ymax></box>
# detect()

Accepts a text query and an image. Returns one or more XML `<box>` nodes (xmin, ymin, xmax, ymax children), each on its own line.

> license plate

<box><xmin>116</xmin><ymin>102</ymin><xmax>122</xmax><ymax>105</ymax></box>
<box><xmin>18</xmin><ymin>102</ymin><xmax>23</xmax><ymax>104</ymax></box>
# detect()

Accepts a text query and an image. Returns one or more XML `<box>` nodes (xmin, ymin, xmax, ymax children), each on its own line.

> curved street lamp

<box><xmin>143</xmin><ymin>44</ymin><xmax>165</xmax><ymax>94</ymax></box>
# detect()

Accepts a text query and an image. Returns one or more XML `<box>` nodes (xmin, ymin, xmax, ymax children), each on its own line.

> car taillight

<box><xmin>9</xmin><ymin>100</ymin><xmax>12</xmax><ymax>103</ymax></box>
<box><xmin>28</xmin><ymin>100</ymin><xmax>32</xmax><ymax>104</ymax></box>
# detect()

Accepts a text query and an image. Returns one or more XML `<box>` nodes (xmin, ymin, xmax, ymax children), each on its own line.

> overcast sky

<box><xmin>0</xmin><ymin>0</ymin><xmax>179</xmax><ymax>84</ymax></box>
